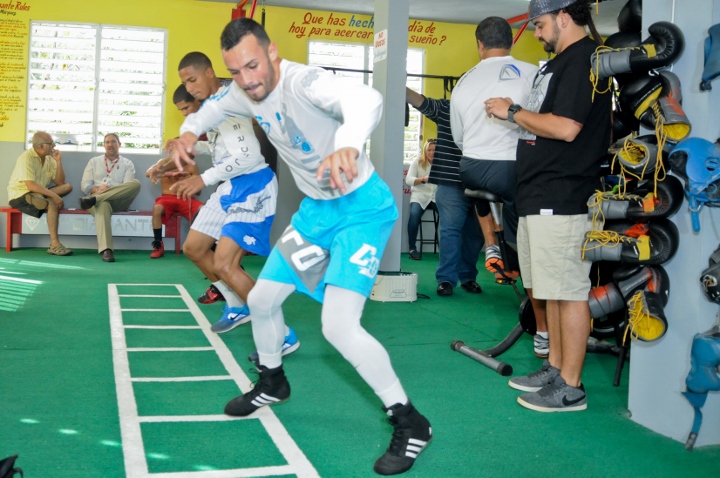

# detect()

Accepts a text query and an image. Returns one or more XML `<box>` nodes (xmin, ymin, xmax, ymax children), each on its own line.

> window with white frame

<box><xmin>27</xmin><ymin>22</ymin><xmax>167</xmax><ymax>154</ymax></box>
<box><xmin>308</xmin><ymin>41</ymin><xmax>424</xmax><ymax>163</ymax></box>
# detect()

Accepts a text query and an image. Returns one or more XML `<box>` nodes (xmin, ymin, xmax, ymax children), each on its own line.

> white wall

<box><xmin>628</xmin><ymin>0</ymin><xmax>720</xmax><ymax>448</ymax></box>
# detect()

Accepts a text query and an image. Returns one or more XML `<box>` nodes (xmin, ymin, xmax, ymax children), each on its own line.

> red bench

<box><xmin>0</xmin><ymin>207</ymin><xmax>184</xmax><ymax>254</ymax></box>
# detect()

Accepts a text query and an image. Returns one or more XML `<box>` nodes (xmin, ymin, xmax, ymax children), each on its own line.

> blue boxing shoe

<box><xmin>248</xmin><ymin>327</ymin><xmax>300</xmax><ymax>365</ymax></box>
<box><xmin>211</xmin><ymin>305</ymin><xmax>251</xmax><ymax>333</ymax></box>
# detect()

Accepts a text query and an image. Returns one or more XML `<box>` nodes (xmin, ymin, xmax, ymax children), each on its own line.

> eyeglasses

<box><xmin>41</xmin><ymin>142</ymin><xmax>56</xmax><ymax>148</ymax></box>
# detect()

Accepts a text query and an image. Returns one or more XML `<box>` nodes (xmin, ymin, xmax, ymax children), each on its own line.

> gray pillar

<box><xmin>628</xmin><ymin>0</ymin><xmax>720</xmax><ymax>447</ymax></box>
<box><xmin>370</xmin><ymin>0</ymin><xmax>409</xmax><ymax>272</ymax></box>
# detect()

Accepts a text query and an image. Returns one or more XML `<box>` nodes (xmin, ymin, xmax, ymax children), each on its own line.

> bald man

<box><xmin>7</xmin><ymin>131</ymin><xmax>73</xmax><ymax>255</ymax></box>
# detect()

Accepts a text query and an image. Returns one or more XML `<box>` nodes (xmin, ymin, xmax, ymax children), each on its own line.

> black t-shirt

<box><xmin>515</xmin><ymin>36</ymin><xmax>611</xmax><ymax>216</ymax></box>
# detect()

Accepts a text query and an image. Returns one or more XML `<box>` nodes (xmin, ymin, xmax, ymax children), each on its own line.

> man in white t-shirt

<box><xmin>451</xmin><ymin>16</ymin><xmax>537</xmax><ymax>251</ymax></box>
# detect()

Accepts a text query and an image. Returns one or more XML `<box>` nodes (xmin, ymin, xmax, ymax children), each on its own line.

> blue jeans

<box><xmin>435</xmin><ymin>184</ymin><xmax>484</xmax><ymax>285</ymax></box>
<box><xmin>407</xmin><ymin>201</ymin><xmax>434</xmax><ymax>251</ymax></box>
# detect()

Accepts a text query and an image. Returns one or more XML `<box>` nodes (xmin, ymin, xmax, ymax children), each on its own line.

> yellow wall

<box><xmin>0</xmin><ymin>1</ymin><xmax>548</xmax><ymax>145</ymax></box>
<box><xmin>261</xmin><ymin>7</ymin><xmax>548</xmax><ymax>141</ymax></box>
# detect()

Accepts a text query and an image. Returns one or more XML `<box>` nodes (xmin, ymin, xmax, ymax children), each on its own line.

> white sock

<box><xmin>213</xmin><ymin>280</ymin><xmax>244</xmax><ymax>309</ymax></box>
<box><xmin>537</xmin><ymin>331</ymin><xmax>548</xmax><ymax>339</ymax></box>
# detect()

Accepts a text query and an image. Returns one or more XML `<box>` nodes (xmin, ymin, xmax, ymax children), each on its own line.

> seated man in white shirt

<box><xmin>78</xmin><ymin>133</ymin><xmax>141</xmax><ymax>262</ymax></box>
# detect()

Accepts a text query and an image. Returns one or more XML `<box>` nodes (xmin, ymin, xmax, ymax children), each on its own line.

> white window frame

<box><xmin>26</xmin><ymin>21</ymin><xmax>167</xmax><ymax>154</ymax></box>
<box><xmin>308</xmin><ymin>41</ymin><xmax>424</xmax><ymax>164</ymax></box>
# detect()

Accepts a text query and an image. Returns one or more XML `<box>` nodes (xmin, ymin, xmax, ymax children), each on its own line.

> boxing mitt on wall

<box><xmin>604</xmin><ymin>32</ymin><xmax>643</xmax><ymax>89</ymax></box>
<box><xmin>619</xmin><ymin>73</ymin><xmax>691</xmax><ymax>142</ymax></box>
<box><xmin>591</xmin><ymin>21</ymin><xmax>685</xmax><ymax>80</ymax></box>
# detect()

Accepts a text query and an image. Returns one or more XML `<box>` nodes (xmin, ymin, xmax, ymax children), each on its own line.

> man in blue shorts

<box><xmin>171</xmin><ymin>18</ymin><xmax>432</xmax><ymax>477</ymax></box>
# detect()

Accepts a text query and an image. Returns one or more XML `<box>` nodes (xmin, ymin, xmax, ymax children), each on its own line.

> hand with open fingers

<box><xmin>484</xmin><ymin>97</ymin><xmax>513</xmax><ymax>120</ymax></box>
<box><xmin>146</xmin><ymin>163</ymin><xmax>164</xmax><ymax>184</ymax></box>
<box><xmin>166</xmin><ymin>132</ymin><xmax>198</xmax><ymax>173</ymax></box>
<box><xmin>169</xmin><ymin>175</ymin><xmax>205</xmax><ymax>200</ymax></box>
<box><xmin>316</xmin><ymin>147</ymin><xmax>359</xmax><ymax>194</ymax></box>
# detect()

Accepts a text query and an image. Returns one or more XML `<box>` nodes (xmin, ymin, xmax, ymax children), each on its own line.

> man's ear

<box><xmin>205</xmin><ymin>66</ymin><xmax>216</xmax><ymax>79</ymax></box>
<box><xmin>268</xmin><ymin>42</ymin><xmax>278</xmax><ymax>62</ymax></box>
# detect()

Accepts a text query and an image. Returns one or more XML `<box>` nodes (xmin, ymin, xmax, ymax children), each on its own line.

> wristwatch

<box><xmin>507</xmin><ymin>104</ymin><xmax>523</xmax><ymax>124</ymax></box>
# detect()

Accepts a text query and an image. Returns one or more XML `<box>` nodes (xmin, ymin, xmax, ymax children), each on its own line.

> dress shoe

<box><xmin>101</xmin><ymin>249</ymin><xmax>115</xmax><ymax>262</ymax></box>
<box><xmin>461</xmin><ymin>280</ymin><xmax>483</xmax><ymax>294</ymax></box>
<box><xmin>437</xmin><ymin>282</ymin><xmax>453</xmax><ymax>296</ymax></box>
<box><xmin>79</xmin><ymin>196</ymin><xmax>96</xmax><ymax>210</ymax></box>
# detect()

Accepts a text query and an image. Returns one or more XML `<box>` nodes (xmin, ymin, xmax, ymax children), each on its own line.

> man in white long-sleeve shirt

<box><xmin>172</xmin><ymin>19</ymin><xmax>431</xmax><ymax>476</ymax></box>
<box><xmin>79</xmin><ymin>133</ymin><xmax>141</xmax><ymax>262</ymax></box>
<box><xmin>148</xmin><ymin>53</ymin><xmax>298</xmax><ymax>356</ymax></box>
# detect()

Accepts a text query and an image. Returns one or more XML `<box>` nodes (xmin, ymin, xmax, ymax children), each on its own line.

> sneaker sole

<box><xmin>508</xmin><ymin>380</ymin><xmax>544</xmax><ymax>393</ymax></box>
<box><xmin>282</xmin><ymin>341</ymin><xmax>300</xmax><ymax>356</ymax></box>
<box><xmin>198</xmin><ymin>297</ymin><xmax>222</xmax><ymax>304</ymax></box>
<box><xmin>517</xmin><ymin>396</ymin><xmax>588</xmax><ymax>412</ymax></box>
<box><xmin>211</xmin><ymin>315</ymin><xmax>251</xmax><ymax>334</ymax></box>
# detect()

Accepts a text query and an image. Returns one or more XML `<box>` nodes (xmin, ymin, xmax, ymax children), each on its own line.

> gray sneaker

<box><xmin>508</xmin><ymin>359</ymin><xmax>560</xmax><ymax>392</ymax></box>
<box><xmin>517</xmin><ymin>375</ymin><xmax>587</xmax><ymax>412</ymax></box>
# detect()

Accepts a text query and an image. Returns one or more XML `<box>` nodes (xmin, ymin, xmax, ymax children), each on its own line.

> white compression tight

<box><xmin>247</xmin><ymin>279</ymin><xmax>408</xmax><ymax>408</ymax></box>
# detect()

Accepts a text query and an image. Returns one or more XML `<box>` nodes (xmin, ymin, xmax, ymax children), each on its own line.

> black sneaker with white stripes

<box><xmin>224</xmin><ymin>365</ymin><xmax>290</xmax><ymax>417</ymax></box>
<box><xmin>374</xmin><ymin>401</ymin><xmax>432</xmax><ymax>475</ymax></box>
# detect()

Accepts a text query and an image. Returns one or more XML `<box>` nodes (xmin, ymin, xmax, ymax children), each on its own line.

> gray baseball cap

<box><xmin>528</xmin><ymin>0</ymin><xmax>578</xmax><ymax>21</ymax></box>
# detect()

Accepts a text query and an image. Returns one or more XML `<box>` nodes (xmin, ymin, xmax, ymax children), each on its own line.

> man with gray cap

<box><xmin>485</xmin><ymin>0</ymin><xmax>611</xmax><ymax>412</ymax></box>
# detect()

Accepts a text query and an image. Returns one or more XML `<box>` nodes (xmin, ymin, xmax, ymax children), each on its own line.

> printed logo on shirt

<box><xmin>540</xmin><ymin>209</ymin><xmax>553</xmax><ymax>216</ymax></box>
<box><xmin>255</xmin><ymin>115</ymin><xmax>271</xmax><ymax>134</ymax></box>
<box><xmin>243</xmin><ymin>235</ymin><xmax>257</xmax><ymax>247</ymax></box>
<box><xmin>301</xmin><ymin>69</ymin><xmax>320</xmax><ymax>88</ymax></box>
<box><xmin>519</xmin><ymin>69</ymin><xmax>553</xmax><ymax>141</ymax></box>
<box><xmin>499</xmin><ymin>64</ymin><xmax>521</xmax><ymax>81</ymax></box>
<box><xmin>279</xmin><ymin>103</ymin><xmax>316</xmax><ymax>155</ymax></box>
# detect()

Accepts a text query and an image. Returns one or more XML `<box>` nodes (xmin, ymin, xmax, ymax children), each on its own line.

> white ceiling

<box><xmin>207</xmin><ymin>0</ymin><xmax>627</xmax><ymax>35</ymax></box>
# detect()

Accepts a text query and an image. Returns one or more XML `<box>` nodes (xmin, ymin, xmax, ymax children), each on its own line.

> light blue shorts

<box><xmin>259</xmin><ymin>173</ymin><xmax>398</xmax><ymax>302</ymax></box>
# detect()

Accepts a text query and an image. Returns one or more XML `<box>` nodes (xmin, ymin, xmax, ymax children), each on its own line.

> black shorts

<box><xmin>9</xmin><ymin>195</ymin><xmax>45</xmax><ymax>218</ymax></box>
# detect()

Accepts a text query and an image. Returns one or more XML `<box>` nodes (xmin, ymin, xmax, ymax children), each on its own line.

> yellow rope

<box><xmin>590</xmin><ymin>45</ymin><xmax>647</xmax><ymax>99</ymax></box>
<box><xmin>587</xmin><ymin>191</ymin><xmax>607</xmax><ymax>232</ymax></box>
<box><xmin>652</xmin><ymin>105</ymin><xmax>668</xmax><ymax>197</ymax></box>
<box><xmin>581</xmin><ymin>229</ymin><xmax>627</xmax><ymax>259</ymax></box>
<box><xmin>624</xmin><ymin>291</ymin><xmax>649</xmax><ymax>342</ymax></box>
<box><xmin>590</xmin><ymin>45</ymin><xmax>618</xmax><ymax>100</ymax></box>
<box><xmin>624</xmin><ymin>291</ymin><xmax>665</xmax><ymax>342</ymax></box>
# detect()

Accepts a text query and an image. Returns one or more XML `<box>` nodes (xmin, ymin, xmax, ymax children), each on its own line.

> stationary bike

<box><xmin>451</xmin><ymin>189</ymin><xmax>534</xmax><ymax>376</ymax></box>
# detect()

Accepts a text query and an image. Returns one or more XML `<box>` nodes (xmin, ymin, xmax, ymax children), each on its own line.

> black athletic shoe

<box><xmin>374</xmin><ymin>401</ymin><xmax>432</xmax><ymax>475</ymax></box>
<box><xmin>224</xmin><ymin>365</ymin><xmax>291</xmax><ymax>417</ymax></box>
<box><xmin>197</xmin><ymin>284</ymin><xmax>226</xmax><ymax>304</ymax></box>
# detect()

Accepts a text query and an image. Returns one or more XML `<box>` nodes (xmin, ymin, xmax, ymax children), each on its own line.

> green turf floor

<box><xmin>1</xmin><ymin>248</ymin><xmax>719</xmax><ymax>477</ymax></box>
